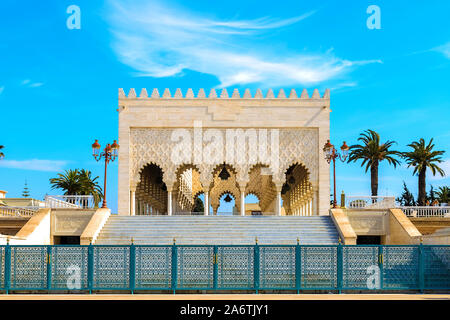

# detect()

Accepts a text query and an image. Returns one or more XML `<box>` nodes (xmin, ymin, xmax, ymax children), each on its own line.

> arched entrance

<box><xmin>216</xmin><ymin>192</ymin><xmax>236</xmax><ymax>216</ymax></box>
<box><xmin>245</xmin><ymin>164</ymin><xmax>277</xmax><ymax>215</ymax></box>
<box><xmin>281</xmin><ymin>163</ymin><xmax>315</xmax><ymax>216</ymax></box>
<box><xmin>173</xmin><ymin>164</ymin><xmax>202</xmax><ymax>214</ymax></box>
<box><xmin>135</xmin><ymin>163</ymin><xmax>167</xmax><ymax>215</ymax></box>
<box><xmin>209</xmin><ymin>163</ymin><xmax>240</xmax><ymax>215</ymax></box>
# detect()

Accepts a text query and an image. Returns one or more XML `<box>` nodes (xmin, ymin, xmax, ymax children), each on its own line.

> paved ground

<box><xmin>0</xmin><ymin>294</ymin><xmax>449</xmax><ymax>300</ymax></box>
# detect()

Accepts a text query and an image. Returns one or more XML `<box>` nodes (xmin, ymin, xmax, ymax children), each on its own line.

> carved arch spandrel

<box><xmin>129</xmin><ymin>128</ymin><xmax>319</xmax><ymax>189</ymax></box>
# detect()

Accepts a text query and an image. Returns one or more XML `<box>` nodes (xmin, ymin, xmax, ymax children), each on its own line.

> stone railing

<box><xmin>400</xmin><ymin>206</ymin><xmax>450</xmax><ymax>218</ymax></box>
<box><xmin>345</xmin><ymin>196</ymin><xmax>396</xmax><ymax>209</ymax></box>
<box><xmin>44</xmin><ymin>195</ymin><xmax>95</xmax><ymax>209</ymax></box>
<box><xmin>0</xmin><ymin>206</ymin><xmax>39</xmax><ymax>217</ymax></box>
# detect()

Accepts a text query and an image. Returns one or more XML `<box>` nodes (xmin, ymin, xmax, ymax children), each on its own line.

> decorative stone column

<box><xmin>130</xmin><ymin>189</ymin><xmax>136</xmax><ymax>216</ymax></box>
<box><xmin>240</xmin><ymin>190</ymin><xmax>245</xmax><ymax>216</ymax></box>
<box><xmin>204</xmin><ymin>189</ymin><xmax>209</xmax><ymax>216</ymax></box>
<box><xmin>167</xmin><ymin>190</ymin><xmax>172</xmax><ymax>216</ymax></box>
<box><xmin>275</xmin><ymin>184</ymin><xmax>283</xmax><ymax>216</ymax></box>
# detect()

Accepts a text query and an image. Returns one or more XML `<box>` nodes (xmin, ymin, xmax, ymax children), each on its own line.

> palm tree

<box><xmin>436</xmin><ymin>186</ymin><xmax>450</xmax><ymax>204</ymax></box>
<box><xmin>49</xmin><ymin>169</ymin><xmax>103</xmax><ymax>207</ymax></box>
<box><xmin>78</xmin><ymin>169</ymin><xmax>103</xmax><ymax>207</ymax></box>
<box><xmin>402</xmin><ymin>138</ymin><xmax>445</xmax><ymax>206</ymax></box>
<box><xmin>50</xmin><ymin>169</ymin><xmax>82</xmax><ymax>195</ymax></box>
<box><xmin>0</xmin><ymin>145</ymin><xmax>4</xmax><ymax>159</ymax></box>
<box><xmin>348</xmin><ymin>129</ymin><xmax>401</xmax><ymax>197</ymax></box>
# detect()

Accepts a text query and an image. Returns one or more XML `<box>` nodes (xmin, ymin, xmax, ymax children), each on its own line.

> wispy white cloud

<box><xmin>433</xmin><ymin>42</ymin><xmax>450</xmax><ymax>59</ymax></box>
<box><xmin>0</xmin><ymin>159</ymin><xmax>68</xmax><ymax>172</ymax></box>
<box><xmin>21</xmin><ymin>79</ymin><xmax>44</xmax><ymax>88</ymax></box>
<box><xmin>0</xmin><ymin>86</ymin><xmax>4</xmax><ymax>95</ymax></box>
<box><xmin>105</xmin><ymin>0</ymin><xmax>381</xmax><ymax>87</ymax></box>
<box><xmin>330</xmin><ymin>81</ymin><xmax>359</xmax><ymax>91</ymax></box>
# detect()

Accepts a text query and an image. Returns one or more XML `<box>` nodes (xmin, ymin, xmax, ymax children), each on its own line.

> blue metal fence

<box><xmin>0</xmin><ymin>244</ymin><xmax>449</xmax><ymax>293</ymax></box>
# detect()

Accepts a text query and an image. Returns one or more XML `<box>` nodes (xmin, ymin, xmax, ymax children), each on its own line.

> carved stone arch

<box><xmin>245</xmin><ymin>191</ymin><xmax>261</xmax><ymax>201</ymax></box>
<box><xmin>174</xmin><ymin>163</ymin><xmax>202</xmax><ymax>187</ymax></box>
<box><xmin>130</xmin><ymin>128</ymin><xmax>179</xmax><ymax>189</ymax></box>
<box><xmin>215</xmin><ymin>190</ymin><xmax>240</xmax><ymax>214</ymax></box>
<box><xmin>277</xmin><ymin>129</ymin><xmax>318</xmax><ymax>184</ymax></box>
<box><xmin>133</xmin><ymin>161</ymin><xmax>166</xmax><ymax>188</ymax></box>
<box><xmin>276</xmin><ymin>160</ymin><xmax>311</xmax><ymax>186</ymax></box>
<box><xmin>279</xmin><ymin>161</ymin><xmax>315</xmax><ymax>216</ymax></box>
<box><xmin>218</xmin><ymin>189</ymin><xmax>238</xmax><ymax>200</ymax></box>
<box><xmin>240</xmin><ymin>161</ymin><xmax>273</xmax><ymax>188</ymax></box>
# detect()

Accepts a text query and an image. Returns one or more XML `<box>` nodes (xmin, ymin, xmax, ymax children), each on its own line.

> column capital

<box><xmin>166</xmin><ymin>183</ymin><xmax>174</xmax><ymax>193</ymax></box>
<box><xmin>274</xmin><ymin>183</ymin><xmax>283</xmax><ymax>193</ymax></box>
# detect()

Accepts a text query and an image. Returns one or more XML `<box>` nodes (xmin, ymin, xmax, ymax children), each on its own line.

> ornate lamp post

<box><xmin>323</xmin><ymin>140</ymin><xmax>349</xmax><ymax>208</ymax></box>
<box><xmin>92</xmin><ymin>139</ymin><xmax>119</xmax><ymax>209</ymax></box>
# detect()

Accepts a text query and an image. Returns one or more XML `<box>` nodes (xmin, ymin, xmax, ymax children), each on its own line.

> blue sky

<box><xmin>1</xmin><ymin>0</ymin><xmax>450</xmax><ymax>213</ymax></box>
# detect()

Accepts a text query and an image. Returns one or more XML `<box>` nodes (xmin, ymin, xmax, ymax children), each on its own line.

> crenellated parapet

<box><xmin>119</xmin><ymin>88</ymin><xmax>330</xmax><ymax>100</ymax></box>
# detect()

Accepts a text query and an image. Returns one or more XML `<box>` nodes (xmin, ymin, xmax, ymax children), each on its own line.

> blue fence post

<box><xmin>213</xmin><ymin>245</ymin><xmax>218</xmax><ymax>290</ymax></box>
<box><xmin>378</xmin><ymin>245</ymin><xmax>384</xmax><ymax>290</ymax></box>
<box><xmin>295</xmin><ymin>238</ymin><xmax>301</xmax><ymax>294</ymax></box>
<box><xmin>88</xmin><ymin>241</ymin><xmax>94</xmax><ymax>294</ymax></box>
<box><xmin>253</xmin><ymin>238</ymin><xmax>260</xmax><ymax>294</ymax></box>
<box><xmin>418</xmin><ymin>240</ymin><xmax>425</xmax><ymax>293</ymax></box>
<box><xmin>46</xmin><ymin>245</ymin><xmax>52</xmax><ymax>292</ymax></box>
<box><xmin>171</xmin><ymin>239</ymin><xmax>177</xmax><ymax>294</ymax></box>
<box><xmin>337</xmin><ymin>240</ymin><xmax>343</xmax><ymax>293</ymax></box>
<box><xmin>129</xmin><ymin>239</ymin><xmax>136</xmax><ymax>294</ymax></box>
<box><xmin>5</xmin><ymin>238</ymin><xmax>11</xmax><ymax>294</ymax></box>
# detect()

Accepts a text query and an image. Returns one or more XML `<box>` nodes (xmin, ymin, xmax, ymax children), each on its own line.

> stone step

<box><xmin>101</xmin><ymin>225</ymin><xmax>334</xmax><ymax>229</ymax></box>
<box><xmin>95</xmin><ymin>216</ymin><xmax>339</xmax><ymax>245</ymax></box>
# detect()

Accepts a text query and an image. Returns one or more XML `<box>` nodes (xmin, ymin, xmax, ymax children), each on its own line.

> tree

<box><xmin>49</xmin><ymin>169</ymin><xmax>103</xmax><ymax>207</ymax></box>
<box><xmin>78</xmin><ymin>169</ymin><xmax>103</xmax><ymax>207</ymax></box>
<box><xmin>0</xmin><ymin>145</ymin><xmax>4</xmax><ymax>159</ymax></box>
<box><xmin>396</xmin><ymin>182</ymin><xmax>416</xmax><ymax>206</ymax></box>
<box><xmin>436</xmin><ymin>186</ymin><xmax>450</xmax><ymax>204</ymax></box>
<box><xmin>402</xmin><ymin>138</ymin><xmax>445</xmax><ymax>206</ymax></box>
<box><xmin>22</xmin><ymin>180</ymin><xmax>30</xmax><ymax>198</ymax></box>
<box><xmin>348</xmin><ymin>129</ymin><xmax>402</xmax><ymax>197</ymax></box>
<box><xmin>427</xmin><ymin>185</ymin><xmax>436</xmax><ymax>203</ymax></box>
<box><xmin>50</xmin><ymin>169</ymin><xmax>82</xmax><ymax>195</ymax></box>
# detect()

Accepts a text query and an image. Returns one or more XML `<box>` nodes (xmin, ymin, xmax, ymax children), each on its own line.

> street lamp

<box><xmin>92</xmin><ymin>139</ymin><xmax>119</xmax><ymax>209</ymax></box>
<box><xmin>323</xmin><ymin>140</ymin><xmax>349</xmax><ymax>208</ymax></box>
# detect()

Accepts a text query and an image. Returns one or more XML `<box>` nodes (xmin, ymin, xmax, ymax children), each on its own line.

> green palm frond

<box><xmin>347</xmin><ymin>129</ymin><xmax>401</xmax><ymax>172</ymax></box>
<box><xmin>49</xmin><ymin>168</ymin><xmax>103</xmax><ymax>207</ymax></box>
<box><xmin>402</xmin><ymin>138</ymin><xmax>445</xmax><ymax>177</ymax></box>
<box><xmin>436</xmin><ymin>186</ymin><xmax>450</xmax><ymax>203</ymax></box>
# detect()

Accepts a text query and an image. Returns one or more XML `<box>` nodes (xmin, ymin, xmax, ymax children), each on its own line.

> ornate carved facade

<box><xmin>118</xmin><ymin>88</ymin><xmax>331</xmax><ymax>216</ymax></box>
